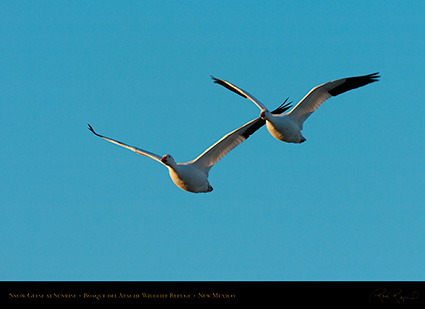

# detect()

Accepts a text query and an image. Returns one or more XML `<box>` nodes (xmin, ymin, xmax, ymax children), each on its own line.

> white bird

<box><xmin>212</xmin><ymin>73</ymin><xmax>379</xmax><ymax>143</ymax></box>
<box><xmin>87</xmin><ymin>102</ymin><xmax>290</xmax><ymax>193</ymax></box>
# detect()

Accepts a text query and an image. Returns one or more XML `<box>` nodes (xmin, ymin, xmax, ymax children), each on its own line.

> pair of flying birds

<box><xmin>88</xmin><ymin>73</ymin><xmax>380</xmax><ymax>193</ymax></box>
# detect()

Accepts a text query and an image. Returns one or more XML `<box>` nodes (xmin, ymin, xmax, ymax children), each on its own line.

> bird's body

<box><xmin>264</xmin><ymin>113</ymin><xmax>305</xmax><ymax>143</ymax></box>
<box><xmin>167</xmin><ymin>160</ymin><xmax>212</xmax><ymax>193</ymax></box>
<box><xmin>212</xmin><ymin>73</ymin><xmax>379</xmax><ymax>143</ymax></box>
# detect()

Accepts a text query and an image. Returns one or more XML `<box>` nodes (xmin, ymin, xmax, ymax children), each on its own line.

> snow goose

<box><xmin>212</xmin><ymin>73</ymin><xmax>379</xmax><ymax>143</ymax></box>
<box><xmin>87</xmin><ymin>102</ymin><xmax>290</xmax><ymax>193</ymax></box>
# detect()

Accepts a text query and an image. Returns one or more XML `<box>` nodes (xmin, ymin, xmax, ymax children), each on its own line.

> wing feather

<box><xmin>211</xmin><ymin>76</ymin><xmax>268</xmax><ymax>111</ymax></box>
<box><xmin>87</xmin><ymin>124</ymin><xmax>164</xmax><ymax>164</ymax></box>
<box><xmin>288</xmin><ymin>73</ymin><xmax>379</xmax><ymax>127</ymax></box>
<box><xmin>190</xmin><ymin>118</ymin><xmax>260</xmax><ymax>174</ymax></box>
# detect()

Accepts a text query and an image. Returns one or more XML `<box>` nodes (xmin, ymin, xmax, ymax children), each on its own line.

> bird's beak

<box><xmin>260</xmin><ymin>110</ymin><xmax>266</xmax><ymax>119</ymax></box>
<box><xmin>161</xmin><ymin>155</ymin><xmax>167</xmax><ymax>163</ymax></box>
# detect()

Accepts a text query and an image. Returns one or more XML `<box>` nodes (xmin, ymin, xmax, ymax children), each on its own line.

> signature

<box><xmin>369</xmin><ymin>288</ymin><xmax>419</xmax><ymax>303</ymax></box>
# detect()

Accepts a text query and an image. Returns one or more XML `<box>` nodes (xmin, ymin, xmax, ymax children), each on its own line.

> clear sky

<box><xmin>1</xmin><ymin>1</ymin><xmax>424</xmax><ymax>281</ymax></box>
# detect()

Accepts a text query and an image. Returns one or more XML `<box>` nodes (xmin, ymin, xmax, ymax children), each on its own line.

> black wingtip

<box><xmin>87</xmin><ymin>123</ymin><xmax>100</xmax><ymax>137</ymax></box>
<box><xmin>328</xmin><ymin>72</ymin><xmax>381</xmax><ymax>96</ymax></box>
<box><xmin>210</xmin><ymin>75</ymin><xmax>223</xmax><ymax>86</ymax></box>
<box><xmin>369</xmin><ymin>72</ymin><xmax>380</xmax><ymax>82</ymax></box>
<box><xmin>241</xmin><ymin>118</ymin><xmax>266</xmax><ymax>139</ymax></box>
<box><xmin>210</xmin><ymin>75</ymin><xmax>224</xmax><ymax>86</ymax></box>
<box><xmin>271</xmin><ymin>97</ymin><xmax>293</xmax><ymax>114</ymax></box>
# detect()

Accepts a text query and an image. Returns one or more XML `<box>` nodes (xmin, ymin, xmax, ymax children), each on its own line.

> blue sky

<box><xmin>1</xmin><ymin>1</ymin><xmax>424</xmax><ymax>281</ymax></box>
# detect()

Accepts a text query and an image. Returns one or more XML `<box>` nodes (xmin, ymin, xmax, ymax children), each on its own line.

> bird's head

<box><xmin>161</xmin><ymin>154</ymin><xmax>174</xmax><ymax>165</ymax></box>
<box><xmin>260</xmin><ymin>109</ymin><xmax>269</xmax><ymax>120</ymax></box>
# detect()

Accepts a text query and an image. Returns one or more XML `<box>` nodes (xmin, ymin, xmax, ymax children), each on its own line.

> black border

<box><xmin>2</xmin><ymin>281</ymin><xmax>424</xmax><ymax>306</ymax></box>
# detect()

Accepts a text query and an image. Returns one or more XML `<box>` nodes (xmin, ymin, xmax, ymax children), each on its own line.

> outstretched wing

<box><xmin>87</xmin><ymin>124</ymin><xmax>164</xmax><ymax>165</ymax></box>
<box><xmin>190</xmin><ymin>102</ymin><xmax>290</xmax><ymax>175</ymax></box>
<box><xmin>190</xmin><ymin>118</ymin><xmax>261</xmax><ymax>175</ymax></box>
<box><xmin>288</xmin><ymin>73</ymin><xmax>379</xmax><ymax>127</ymax></box>
<box><xmin>211</xmin><ymin>75</ymin><xmax>268</xmax><ymax>111</ymax></box>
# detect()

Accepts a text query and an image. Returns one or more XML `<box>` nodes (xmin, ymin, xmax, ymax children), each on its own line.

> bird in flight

<box><xmin>211</xmin><ymin>73</ymin><xmax>379</xmax><ymax>143</ymax></box>
<box><xmin>87</xmin><ymin>101</ymin><xmax>290</xmax><ymax>193</ymax></box>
